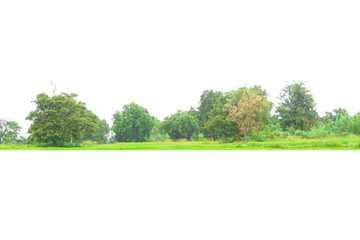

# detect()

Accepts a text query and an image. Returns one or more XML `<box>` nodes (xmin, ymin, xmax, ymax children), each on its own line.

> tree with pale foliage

<box><xmin>224</xmin><ymin>89</ymin><xmax>270</xmax><ymax>143</ymax></box>
<box><xmin>0</xmin><ymin>119</ymin><xmax>21</xmax><ymax>144</ymax></box>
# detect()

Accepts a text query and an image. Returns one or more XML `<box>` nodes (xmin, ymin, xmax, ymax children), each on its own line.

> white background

<box><xmin>1</xmin><ymin>152</ymin><xmax>360</xmax><ymax>240</ymax></box>
<box><xmin>1</xmin><ymin>1</ymin><xmax>360</xmax><ymax>239</ymax></box>
<box><xmin>1</xmin><ymin>0</ymin><xmax>360</xmax><ymax>136</ymax></box>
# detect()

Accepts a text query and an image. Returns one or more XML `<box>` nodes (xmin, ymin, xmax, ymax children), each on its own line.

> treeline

<box><xmin>1</xmin><ymin>81</ymin><xmax>360</xmax><ymax>147</ymax></box>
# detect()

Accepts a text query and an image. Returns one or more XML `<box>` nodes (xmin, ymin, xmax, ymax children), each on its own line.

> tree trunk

<box><xmin>235</xmin><ymin>132</ymin><xmax>240</xmax><ymax>142</ymax></box>
<box><xmin>244</xmin><ymin>132</ymin><xmax>249</xmax><ymax>143</ymax></box>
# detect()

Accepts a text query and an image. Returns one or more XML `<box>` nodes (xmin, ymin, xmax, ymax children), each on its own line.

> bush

<box><xmin>286</xmin><ymin>126</ymin><xmax>296</xmax><ymax>136</ymax></box>
<box><xmin>62</xmin><ymin>142</ymin><xmax>82</xmax><ymax>148</ymax></box>
<box><xmin>191</xmin><ymin>133</ymin><xmax>204</xmax><ymax>141</ymax></box>
<box><xmin>251</xmin><ymin>132</ymin><xmax>265</xmax><ymax>142</ymax></box>
<box><xmin>352</xmin><ymin>114</ymin><xmax>360</xmax><ymax>135</ymax></box>
<box><xmin>295</xmin><ymin>130</ymin><xmax>306</xmax><ymax>138</ymax></box>
<box><xmin>262</xmin><ymin>124</ymin><xmax>283</xmax><ymax>139</ymax></box>
<box><xmin>149</xmin><ymin>133</ymin><xmax>170</xmax><ymax>142</ymax></box>
<box><xmin>36</xmin><ymin>142</ymin><xmax>55</xmax><ymax>147</ymax></box>
<box><xmin>280</xmin><ymin>131</ymin><xmax>291</xmax><ymax>138</ymax></box>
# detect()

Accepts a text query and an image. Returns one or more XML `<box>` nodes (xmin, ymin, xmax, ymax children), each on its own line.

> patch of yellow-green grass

<box><xmin>0</xmin><ymin>136</ymin><xmax>360</xmax><ymax>150</ymax></box>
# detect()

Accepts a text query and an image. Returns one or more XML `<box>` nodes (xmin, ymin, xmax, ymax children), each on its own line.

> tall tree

<box><xmin>0</xmin><ymin>120</ymin><xmax>22</xmax><ymax>144</ymax></box>
<box><xmin>224</xmin><ymin>89</ymin><xmax>270</xmax><ymax>142</ymax></box>
<box><xmin>197</xmin><ymin>90</ymin><xmax>222</xmax><ymax>126</ymax></box>
<box><xmin>276</xmin><ymin>81</ymin><xmax>318</xmax><ymax>131</ymax></box>
<box><xmin>112</xmin><ymin>102</ymin><xmax>154</xmax><ymax>142</ymax></box>
<box><xmin>161</xmin><ymin>111</ymin><xmax>200</xmax><ymax>140</ymax></box>
<box><xmin>205</xmin><ymin>93</ymin><xmax>235</xmax><ymax>140</ymax></box>
<box><xmin>26</xmin><ymin>93</ymin><xmax>99</xmax><ymax>147</ymax></box>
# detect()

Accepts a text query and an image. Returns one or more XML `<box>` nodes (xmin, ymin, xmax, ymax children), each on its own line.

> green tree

<box><xmin>188</xmin><ymin>106</ymin><xmax>199</xmax><ymax>119</ymax></box>
<box><xmin>26</xmin><ymin>93</ymin><xmax>99</xmax><ymax>147</ymax></box>
<box><xmin>250</xmin><ymin>85</ymin><xmax>270</xmax><ymax>98</ymax></box>
<box><xmin>149</xmin><ymin>117</ymin><xmax>168</xmax><ymax>142</ymax></box>
<box><xmin>197</xmin><ymin>90</ymin><xmax>222</xmax><ymax>126</ymax></box>
<box><xmin>0</xmin><ymin>120</ymin><xmax>22</xmax><ymax>144</ymax></box>
<box><xmin>276</xmin><ymin>81</ymin><xmax>318</xmax><ymax>131</ymax></box>
<box><xmin>86</xmin><ymin>119</ymin><xmax>110</xmax><ymax>143</ymax></box>
<box><xmin>205</xmin><ymin>93</ymin><xmax>235</xmax><ymax>140</ymax></box>
<box><xmin>321</xmin><ymin>108</ymin><xmax>348</xmax><ymax>124</ymax></box>
<box><xmin>161</xmin><ymin>111</ymin><xmax>200</xmax><ymax>140</ymax></box>
<box><xmin>112</xmin><ymin>102</ymin><xmax>154</xmax><ymax>142</ymax></box>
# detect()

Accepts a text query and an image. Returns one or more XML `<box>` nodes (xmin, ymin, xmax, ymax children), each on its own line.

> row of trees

<box><xmin>1</xmin><ymin>81</ymin><xmax>358</xmax><ymax>146</ymax></box>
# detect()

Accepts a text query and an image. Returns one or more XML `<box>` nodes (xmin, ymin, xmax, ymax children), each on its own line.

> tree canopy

<box><xmin>86</xmin><ymin>119</ymin><xmax>110</xmax><ymax>144</ymax></box>
<box><xmin>26</xmin><ymin>93</ymin><xmax>100</xmax><ymax>147</ymax></box>
<box><xmin>224</xmin><ymin>89</ymin><xmax>270</xmax><ymax>142</ymax></box>
<box><xmin>276</xmin><ymin>81</ymin><xmax>318</xmax><ymax>131</ymax></box>
<box><xmin>161</xmin><ymin>111</ymin><xmax>200</xmax><ymax>140</ymax></box>
<box><xmin>0</xmin><ymin>120</ymin><xmax>21</xmax><ymax>144</ymax></box>
<box><xmin>112</xmin><ymin>102</ymin><xmax>154</xmax><ymax>142</ymax></box>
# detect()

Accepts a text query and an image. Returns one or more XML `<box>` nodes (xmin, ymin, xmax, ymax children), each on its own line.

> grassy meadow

<box><xmin>1</xmin><ymin>136</ymin><xmax>360</xmax><ymax>150</ymax></box>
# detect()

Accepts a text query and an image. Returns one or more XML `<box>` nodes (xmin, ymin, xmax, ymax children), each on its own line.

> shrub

<box><xmin>251</xmin><ymin>132</ymin><xmax>265</xmax><ymax>142</ymax></box>
<box><xmin>295</xmin><ymin>130</ymin><xmax>306</xmax><ymax>138</ymax></box>
<box><xmin>286</xmin><ymin>126</ymin><xmax>296</xmax><ymax>136</ymax></box>
<box><xmin>62</xmin><ymin>142</ymin><xmax>82</xmax><ymax>148</ymax></box>
<box><xmin>191</xmin><ymin>133</ymin><xmax>204</xmax><ymax>141</ymax></box>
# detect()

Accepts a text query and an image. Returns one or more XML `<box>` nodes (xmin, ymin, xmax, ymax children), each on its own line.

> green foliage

<box><xmin>352</xmin><ymin>113</ymin><xmax>360</xmax><ymax>135</ymax></box>
<box><xmin>161</xmin><ymin>111</ymin><xmax>200</xmax><ymax>140</ymax></box>
<box><xmin>276</xmin><ymin>81</ymin><xmax>318</xmax><ymax>131</ymax></box>
<box><xmin>205</xmin><ymin>93</ymin><xmax>235</xmax><ymax>140</ymax></box>
<box><xmin>86</xmin><ymin>119</ymin><xmax>110</xmax><ymax>143</ymax></box>
<box><xmin>26</xmin><ymin>93</ymin><xmax>99</xmax><ymax>147</ymax></box>
<box><xmin>197</xmin><ymin>90</ymin><xmax>222</xmax><ymax>129</ymax></box>
<box><xmin>261</xmin><ymin>123</ymin><xmax>283</xmax><ymax>139</ymax></box>
<box><xmin>0</xmin><ymin>120</ymin><xmax>22</xmax><ymax>144</ymax></box>
<box><xmin>149</xmin><ymin>117</ymin><xmax>169</xmax><ymax>142</ymax></box>
<box><xmin>112</xmin><ymin>102</ymin><xmax>154</xmax><ymax>142</ymax></box>
<box><xmin>190</xmin><ymin>133</ymin><xmax>204</xmax><ymax>141</ymax></box>
<box><xmin>203</xmin><ymin>86</ymin><xmax>272</xmax><ymax>141</ymax></box>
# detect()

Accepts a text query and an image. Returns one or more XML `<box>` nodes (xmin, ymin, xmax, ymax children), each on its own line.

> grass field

<box><xmin>1</xmin><ymin>136</ymin><xmax>360</xmax><ymax>150</ymax></box>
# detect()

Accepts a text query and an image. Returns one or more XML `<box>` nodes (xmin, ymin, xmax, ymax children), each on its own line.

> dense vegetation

<box><xmin>1</xmin><ymin>81</ymin><xmax>360</xmax><ymax>148</ymax></box>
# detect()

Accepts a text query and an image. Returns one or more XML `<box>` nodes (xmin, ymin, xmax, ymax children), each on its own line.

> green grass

<box><xmin>1</xmin><ymin>136</ymin><xmax>360</xmax><ymax>150</ymax></box>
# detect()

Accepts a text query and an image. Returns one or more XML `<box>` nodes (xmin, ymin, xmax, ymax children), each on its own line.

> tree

<box><xmin>250</xmin><ymin>85</ymin><xmax>270</xmax><ymax>98</ymax></box>
<box><xmin>149</xmin><ymin>117</ymin><xmax>168</xmax><ymax>142</ymax></box>
<box><xmin>205</xmin><ymin>93</ymin><xmax>235</xmax><ymax>140</ymax></box>
<box><xmin>224</xmin><ymin>89</ymin><xmax>270</xmax><ymax>142</ymax></box>
<box><xmin>276</xmin><ymin>81</ymin><xmax>318</xmax><ymax>131</ymax></box>
<box><xmin>161</xmin><ymin>111</ymin><xmax>200</xmax><ymax>140</ymax></box>
<box><xmin>112</xmin><ymin>102</ymin><xmax>154</xmax><ymax>142</ymax></box>
<box><xmin>204</xmin><ymin>86</ymin><xmax>272</xmax><ymax>141</ymax></box>
<box><xmin>197</xmin><ymin>90</ymin><xmax>222</xmax><ymax>127</ymax></box>
<box><xmin>0</xmin><ymin>120</ymin><xmax>22</xmax><ymax>144</ymax></box>
<box><xmin>321</xmin><ymin>108</ymin><xmax>348</xmax><ymax>124</ymax></box>
<box><xmin>86</xmin><ymin>119</ymin><xmax>110</xmax><ymax>143</ymax></box>
<box><xmin>26</xmin><ymin>93</ymin><xmax>99</xmax><ymax>147</ymax></box>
